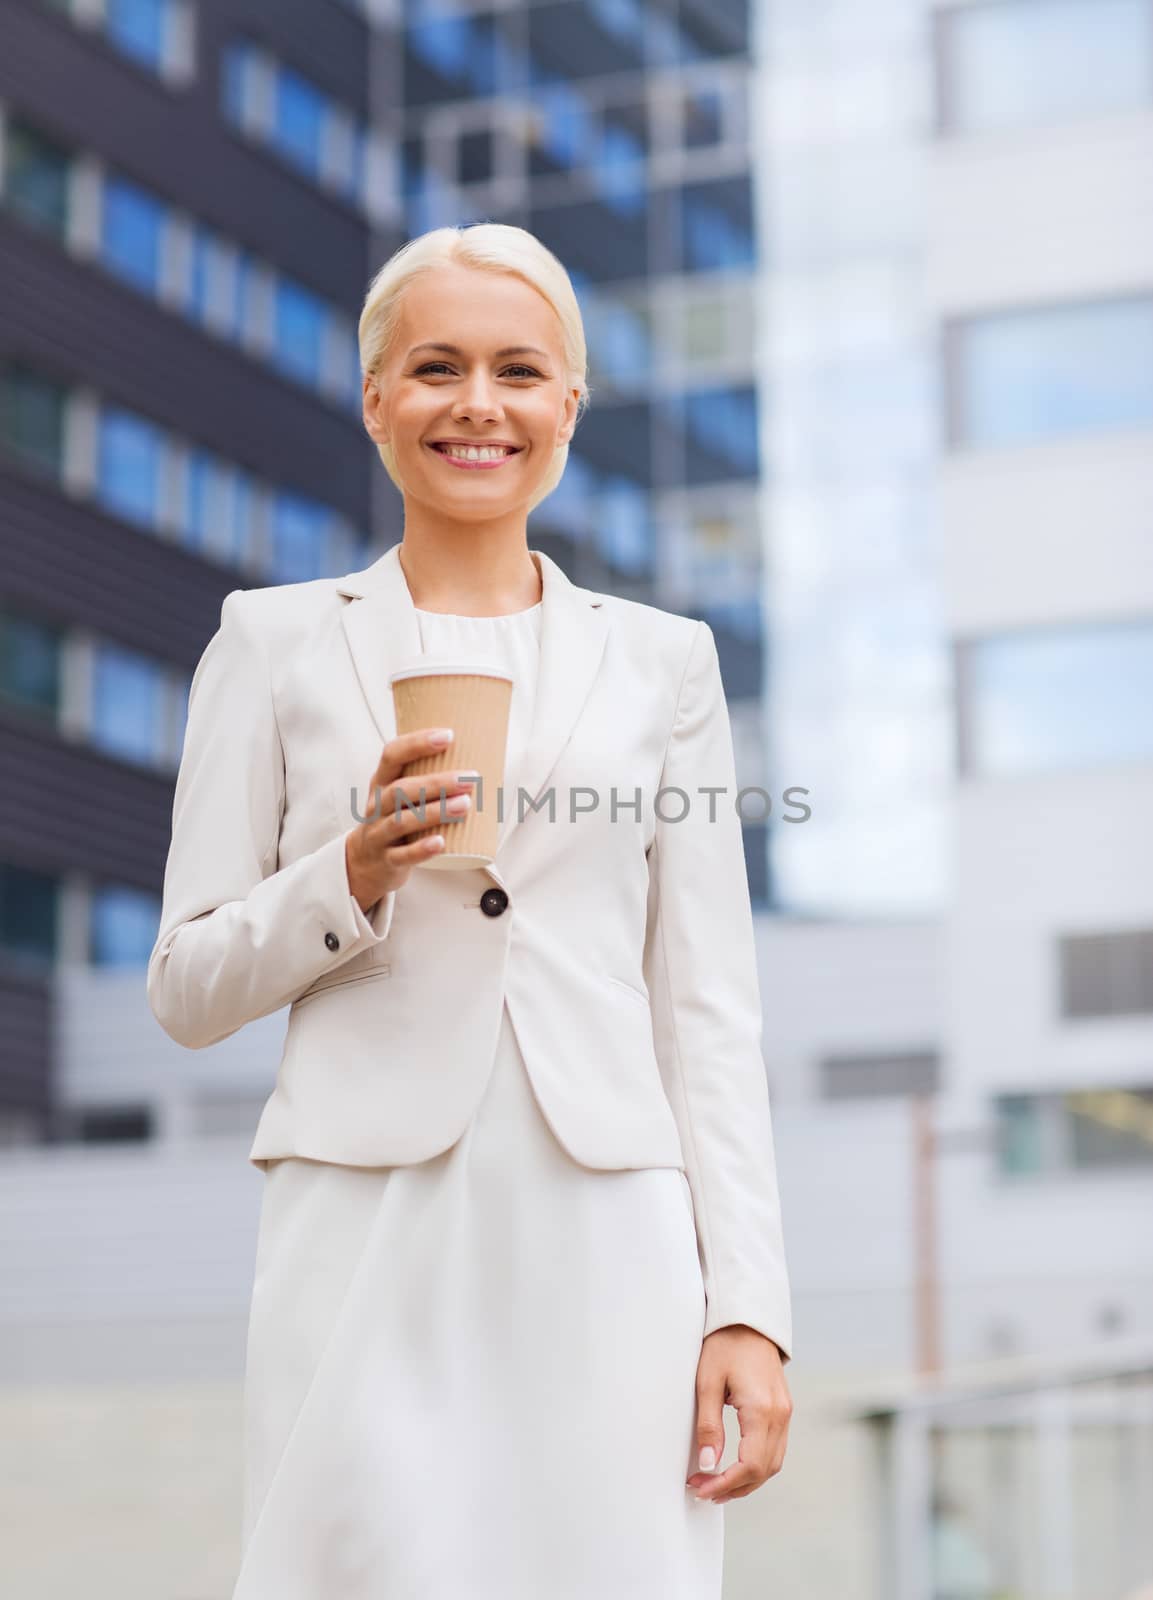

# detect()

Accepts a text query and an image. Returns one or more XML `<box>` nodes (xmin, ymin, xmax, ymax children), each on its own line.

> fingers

<box><xmin>686</xmin><ymin>1362</ymin><xmax>792</xmax><ymax>1504</ymax></box>
<box><xmin>373</xmin><ymin>727</ymin><xmax>456</xmax><ymax>787</ymax></box>
<box><xmin>686</xmin><ymin>1368</ymin><xmax>726</xmax><ymax>1497</ymax></box>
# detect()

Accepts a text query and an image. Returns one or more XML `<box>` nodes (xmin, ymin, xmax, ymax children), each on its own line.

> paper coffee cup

<box><xmin>388</xmin><ymin>657</ymin><xmax>513</xmax><ymax>870</ymax></box>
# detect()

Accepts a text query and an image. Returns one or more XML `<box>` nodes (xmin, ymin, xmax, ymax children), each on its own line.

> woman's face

<box><xmin>363</xmin><ymin>263</ymin><xmax>580</xmax><ymax>517</ymax></box>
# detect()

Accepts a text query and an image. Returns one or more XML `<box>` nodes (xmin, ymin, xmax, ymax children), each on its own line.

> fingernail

<box><xmin>698</xmin><ymin>1446</ymin><xmax>716</xmax><ymax>1472</ymax></box>
<box><xmin>430</xmin><ymin>728</ymin><xmax>454</xmax><ymax>743</ymax></box>
<box><xmin>455</xmin><ymin>770</ymin><xmax>481</xmax><ymax>784</ymax></box>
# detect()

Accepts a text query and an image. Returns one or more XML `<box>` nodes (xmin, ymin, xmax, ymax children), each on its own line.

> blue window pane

<box><xmin>91</xmin><ymin>883</ymin><xmax>162</xmax><ymax>968</ymax></box>
<box><xmin>233</xmin><ymin>251</ymin><xmax>258</xmax><ymax>344</ymax></box>
<box><xmin>593</xmin><ymin>302</ymin><xmax>651</xmax><ymax>383</ymax></box>
<box><xmin>270</xmin><ymin>491</ymin><xmax>333</xmax><ymax>582</ymax></box>
<box><xmin>596</xmin><ymin>124</ymin><xmax>646</xmax><ymax>217</ymax></box>
<box><xmin>101</xmin><ymin>175</ymin><xmax>165</xmax><ymax>294</ymax></box>
<box><xmin>531</xmin><ymin>83</ymin><xmax>592</xmax><ymax>168</ymax></box>
<box><xmin>97</xmin><ymin>408</ymin><xmax>163</xmax><ymax>529</ymax></box>
<box><xmin>957</xmin><ymin>297</ymin><xmax>1153</xmax><ymax>446</ymax></box>
<box><xmin>274</xmin><ymin>280</ymin><xmax>325</xmax><ymax>385</ymax></box>
<box><xmin>188</xmin><ymin>226</ymin><xmax>211</xmax><ymax>324</ymax></box>
<box><xmin>411</xmin><ymin>17</ymin><xmax>468</xmax><ymax>76</ymax></box>
<box><xmin>91</xmin><ymin>644</ymin><xmax>165</xmax><ymax>766</ymax></box>
<box><xmin>686</xmin><ymin>388</ymin><xmax>759</xmax><ymax>473</ymax></box>
<box><xmin>588</xmin><ymin>0</ymin><xmax>643</xmax><ymax>46</ymax></box>
<box><xmin>969</xmin><ymin>622</ymin><xmax>1153</xmax><ymax>776</ymax></box>
<box><xmin>597</xmin><ymin>477</ymin><xmax>652</xmax><ymax>574</ymax></box>
<box><xmin>945</xmin><ymin>0</ymin><xmax>1153</xmax><ymax>134</ymax></box>
<box><xmin>543</xmin><ymin>449</ymin><xmax>597</xmax><ymax>539</ymax></box>
<box><xmin>221</xmin><ymin>40</ymin><xmax>255</xmax><ymax>125</ymax></box>
<box><xmin>274</xmin><ymin>65</ymin><xmax>327</xmax><ymax>179</ymax></box>
<box><xmin>683</xmin><ymin>197</ymin><xmax>754</xmax><ymax>271</ymax></box>
<box><xmin>106</xmin><ymin>0</ymin><xmax>167</xmax><ymax>72</ymax></box>
<box><xmin>184</xmin><ymin>451</ymin><xmax>250</xmax><ymax>567</ymax></box>
<box><xmin>349</xmin><ymin>124</ymin><xmax>368</xmax><ymax>206</ymax></box>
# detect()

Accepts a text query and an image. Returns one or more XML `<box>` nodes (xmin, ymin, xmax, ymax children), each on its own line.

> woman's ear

<box><xmin>556</xmin><ymin>385</ymin><xmax>581</xmax><ymax>447</ymax></box>
<box><xmin>363</xmin><ymin>374</ymin><xmax>388</xmax><ymax>448</ymax></box>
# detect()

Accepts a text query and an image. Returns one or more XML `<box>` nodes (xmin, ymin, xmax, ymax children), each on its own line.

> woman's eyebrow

<box><xmin>406</xmin><ymin>342</ymin><xmax>550</xmax><ymax>360</ymax></box>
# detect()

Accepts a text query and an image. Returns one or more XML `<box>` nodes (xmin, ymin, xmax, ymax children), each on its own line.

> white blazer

<box><xmin>147</xmin><ymin>542</ymin><xmax>793</xmax><ymax>1357</ymax></box>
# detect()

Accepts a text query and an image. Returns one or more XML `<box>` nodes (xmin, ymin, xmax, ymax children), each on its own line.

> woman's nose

<box><xmin>453</xmin><ymin>380</ymin><xmax>503</xmax><ymax>419</ymax></box>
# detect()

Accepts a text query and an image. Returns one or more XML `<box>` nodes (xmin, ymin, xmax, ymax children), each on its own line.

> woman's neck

<box><xmin>397</xmin><ymin>540</ymin><xmax>543</xmax><ymax>617</ymax></box>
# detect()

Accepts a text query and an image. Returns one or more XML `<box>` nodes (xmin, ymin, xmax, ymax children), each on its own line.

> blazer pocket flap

<box><xmin>293</xmin><ymin>956</ymin><xmax>392</xmax><ymax>1008</ymax></box>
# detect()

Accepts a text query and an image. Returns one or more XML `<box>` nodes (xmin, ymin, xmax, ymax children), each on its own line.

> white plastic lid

<box><xmin>389</xmin><ymin>656</ymin><xmax>514</xmax><ymax>685</ymax></box>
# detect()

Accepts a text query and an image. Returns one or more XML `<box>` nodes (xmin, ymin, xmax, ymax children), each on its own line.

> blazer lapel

<box><xmin>334</xmin><ymin>543</ymin><xmax>609</xmax><ymax>884</ymax></box>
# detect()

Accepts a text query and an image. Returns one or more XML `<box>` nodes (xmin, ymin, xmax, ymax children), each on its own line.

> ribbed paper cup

<box><xmin>389</xmin><ymin>657</ymin><xmax>513</xmax><ymax>870</ymax></box>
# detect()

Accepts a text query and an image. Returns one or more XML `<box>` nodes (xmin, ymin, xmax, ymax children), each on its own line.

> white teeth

<box><xmin>436</xmin><ymin>445</ymin><xmax>515</xmax><ymax>462</ymax></box>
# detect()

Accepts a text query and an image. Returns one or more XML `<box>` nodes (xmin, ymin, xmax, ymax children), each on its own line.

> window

<box><xmin>680</xmin><ymin>84</ymin><xmax>727</xmax><ymax>149</ymax></box>
<box><xmin>1</xmin><ymin>118</ymin><xmax>71</xmax><ymax>239</ymax></box>
<box><xmin>596</xmin><ymin>477</ymin><xmax>652</xmax><ymax>576</ymax></box>
<box><xmin>273</xmin><ymin>279</ymin><xmax>325</xmax><ymax>387</ymax></box>
<box><xmin>821</xmin><ymin>1050</ymin><xmax>940</xmax><ymax>1099</ymax></box>
<box><xmin>685</xmin><ymin>386</ymin><xmax>759</xmax><ymax>476</ymax></box>
<box><xmin>221</xmin><ymin>39</ymin><xmax>374</xmax><ymax>208</ymax></box>
<box><xmin>996</xmin><ymin>1086</ymin><xmax>1153</xmax><ymax>1174</ymax></box>
<box><xmin>57</xmin><ymin>1105</ymin><xmax>153</xmax><ymax>1144</ymax></box>
<box><xmin>0</xmin><ymin>363</ymin><xmax>67</xmax><ymax>477</ymax></box>
<box><xmin>273</xmin><ymin>63</ymin><xmax>327</xmax><ymax>181</ymax></box>
<box><xmin>0</xmin><ymin>862</ymin><xmax>58</xmax><ymax>967</ymax></box>
<box><xmin>963</xmin><ymin>620</ymin><xmax>1153</xmax><ymax>776</ymax></box>
<box><xmin>91</xmin><ymin>882</ymin><xmax>162</xmax><ymax>967</ymax></box>
<box><xmin>1059</xmin><ymin>928</ymin><xmax>1153</xmax><ymax>1018</ymax></box>
<box><xmin>269</xmin><ymin>490</ymin><xmax>337</xmax><ymax>582</ymax></box>
<box><xmin>587</xmin><ymin>298</ymin><xmax>652</xmax><ymax>386</ymax></box>
<box><xmin>949</xmin><ymin>295</ymin><xmax>1153</xmax><ymax>447</ymax></box>
<box><xmin>184</xmin><ymin>451</ymin><xmax>255</xmax><ymax>568</ymax></box>
<box><xmin>106</xmin><ymin>0</ymin><xmax>168</xmax><ymax>72</ymax></box>
<box><xmin>46</xmin><ymin>0</ymin><xmax>191</xmax><ymax>83</ymax></box>
<box><xmin>90</xmin><ymin>643</ymin><xmax>168</xmax><ymax>767</ymax></box>
<box><xmin>101</xmin><ymin>174</ymin><xmax>166</xmax><ymax>294</ymax></box>
<box><xmin>681</xmin><ymin>182</ymin><xmax>755</xmax><ymax>271</ymax></box>
<box><xmin>542</xmin><ymin>448</ymin><xmax>597</xmax><ymax>541</ymax></box>
<box><xmin>97</xmin><ymin>407</ymin><xmax>164</xmax><ymax>529</ymax></box>
<box><xmin>938</xmin><ymin>0</ymin><xmax>1153</xmax><ymax>136</ymax></box>
<box><xmin>0</xmin><ymin>611</ymin><xmax>62</xmax><ymax>718</ymax></box>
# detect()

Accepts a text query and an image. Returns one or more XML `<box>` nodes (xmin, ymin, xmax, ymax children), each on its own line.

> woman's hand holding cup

<box><xmin>344</xmin><ymin>727</ymin><xmax>475</xmax><ymax>912</ymax></box>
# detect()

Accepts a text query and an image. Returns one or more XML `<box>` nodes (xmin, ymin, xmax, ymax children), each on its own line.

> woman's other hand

<box><xmin>685</xmin><ymin>1325</ymin><xmax>793</xmax><ymax>1504</ymax></box>
<box><xmin>344</xmin><ymin>728</ymin><xmax>475</xmax><ymax>912</ymax></box>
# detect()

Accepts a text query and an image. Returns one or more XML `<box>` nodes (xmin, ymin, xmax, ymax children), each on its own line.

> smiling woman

<box><xmin>154</xmin><ymin>222</ymin><xmax>797</xmax><ymax>1600</ymax></box>
<box><xmin>357</xmin><ymin>225</ymin><xmax>590</xmax><ymax>540</ymax></box>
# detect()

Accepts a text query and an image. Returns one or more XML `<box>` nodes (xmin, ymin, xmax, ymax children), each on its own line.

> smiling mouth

<box><xmin>427</xmin><ymin>442</ymin><xmax>524</xmax><ymax>467</ymax></box>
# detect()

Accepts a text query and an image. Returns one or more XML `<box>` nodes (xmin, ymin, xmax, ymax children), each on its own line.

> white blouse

<box><xmin>414</xmin><ymin>602</ymin><xmax>544</xmax><ymax>826</ymax></box>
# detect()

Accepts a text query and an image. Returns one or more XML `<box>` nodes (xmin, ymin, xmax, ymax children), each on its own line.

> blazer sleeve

<box><xmin>146</xmin><ymin>588</ymin><xmax>397</xmax><ymax>1050</ymax></box>
<box><xmin>642</xmin><ymin>620</ymin><xmax>793</xmax><ymax>1361</ymax></box>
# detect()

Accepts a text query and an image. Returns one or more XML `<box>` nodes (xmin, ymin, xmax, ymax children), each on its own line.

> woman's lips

<box><xmin>426</xmin><ymin>444</ymin><xmax>522</xmax><ymax>471</ymax></box>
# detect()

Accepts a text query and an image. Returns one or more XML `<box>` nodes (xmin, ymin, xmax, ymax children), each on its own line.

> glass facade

<box><xmin>963</xmin><ymin>621</ymin><xmax>1153</xmax><ymax>777</ymax></box>
<box><xmin>939</xmin><ymin>0</ymin><xmax>1153</xmax><ymax>136</ymax></box>
<box><xmin>1</xmin><ymin>111</ymin><xmax>362</xmax><ymax>413</ymax></box>
<box><xmin>950</xmin><ymin>295</ymin><xmax>1153</xmax><ymax>448</ymax></box>
<box><xmin>760</xmin><ymin>0</ymin><xmax>949</xmax><ymax>916</ymax></box>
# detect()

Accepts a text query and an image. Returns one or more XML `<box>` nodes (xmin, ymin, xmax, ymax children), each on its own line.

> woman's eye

<box><xmin>413</xmin><ymin>363</ymin><xmax>541</xmax><ymax>379</ymax></box>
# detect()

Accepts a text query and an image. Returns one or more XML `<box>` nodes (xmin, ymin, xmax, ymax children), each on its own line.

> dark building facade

<box><xmin>0</xmin><ymin>0</ymin><xmax>769</xmax><ymax>1145</ymax></box>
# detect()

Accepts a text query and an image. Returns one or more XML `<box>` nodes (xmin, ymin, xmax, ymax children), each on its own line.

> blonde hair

<box><xmin>358</xmin><ymin>223</ymin><xmax>590</xmax><ymax>515</ymax></box>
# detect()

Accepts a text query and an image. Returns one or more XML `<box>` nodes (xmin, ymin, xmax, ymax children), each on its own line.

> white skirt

<box><xmin>233</xmin><ymin>1003</ymin><xmax>723</xmax><ymax>1599</ymax></box>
